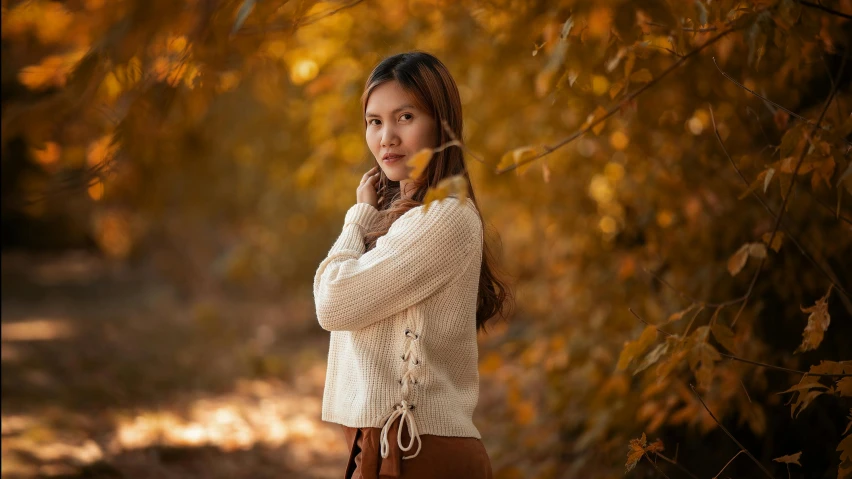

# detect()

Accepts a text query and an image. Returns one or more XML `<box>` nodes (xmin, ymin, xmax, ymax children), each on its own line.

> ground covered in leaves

<box><xmin>1</xmin><ymin>251</ymin><xmax>349</xmax><ymax>479</ymax></box>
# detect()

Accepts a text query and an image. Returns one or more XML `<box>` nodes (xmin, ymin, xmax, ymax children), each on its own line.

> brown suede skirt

<box><xmin>340</xmin><ymin>419</ymin><xmax>493</xmax><ymax>479</ymax></box>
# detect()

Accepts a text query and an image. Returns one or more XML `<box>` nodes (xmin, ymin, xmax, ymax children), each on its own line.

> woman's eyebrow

<box><xmin>365</xmin><ymin>104</ymin><xmax>416</xmax><ymax>118</ymax></box>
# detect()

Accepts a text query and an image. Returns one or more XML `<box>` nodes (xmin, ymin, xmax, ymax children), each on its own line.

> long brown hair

<box><xmin>360</xmin><ymin>51</ymin><xmax>514</xmax><ymax>333</ymax></box>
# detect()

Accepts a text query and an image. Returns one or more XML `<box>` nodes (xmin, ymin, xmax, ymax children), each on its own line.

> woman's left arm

<box><xmin>313</xmin><ymin>197</ymin><xmax>479</xmax><ymax>332</ymax></box>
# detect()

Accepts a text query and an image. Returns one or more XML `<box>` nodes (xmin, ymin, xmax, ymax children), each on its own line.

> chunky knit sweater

<box><xmin>313</xmin><ymin>196</ymin><xmax>484</xmax><ymax>460</ymax></box>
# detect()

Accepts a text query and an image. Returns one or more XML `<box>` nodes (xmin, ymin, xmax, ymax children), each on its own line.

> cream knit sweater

<box><xmin>313</xmin><ymin>196</ymin><xmax>484</xmax><ymax>460</ymax></box>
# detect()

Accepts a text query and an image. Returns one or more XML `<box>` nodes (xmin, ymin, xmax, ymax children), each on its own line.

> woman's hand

<box><xmin>356</xmin><ymin>165</ymin><xmax>381</xmax><ymax>208</ymax></box>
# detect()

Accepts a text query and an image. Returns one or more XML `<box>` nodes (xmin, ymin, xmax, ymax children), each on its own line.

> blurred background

<box><xmin>2</xmin><ymin>0</ymin><xmax>851</xmax><ymax>478</ymax></box>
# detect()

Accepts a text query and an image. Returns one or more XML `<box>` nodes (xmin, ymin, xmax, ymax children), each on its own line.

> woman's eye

<box><xmin>368</xmin><ymin>119</ymin><xmax>381</xmax><ymax>126</ymax></box>
<box><xmin>400</xmin><ymin>113</ymin><xmax>413</xmax><ymax>121</ymax></box>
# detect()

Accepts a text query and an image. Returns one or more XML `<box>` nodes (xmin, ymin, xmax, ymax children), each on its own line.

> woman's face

<box><xmin>364</xmin><ymin>80</ymin><xmax>437</xmax><ymax>182</ymax></box>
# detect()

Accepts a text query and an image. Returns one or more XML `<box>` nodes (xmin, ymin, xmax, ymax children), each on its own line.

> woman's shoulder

<box><xmin>402</xmin><ymin>195</ymin><xmax>479</xmax><ymax>225</ymax></box>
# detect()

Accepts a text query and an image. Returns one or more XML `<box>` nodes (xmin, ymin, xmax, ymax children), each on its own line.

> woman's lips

<box><xmin>383</xmin><ymin>154</ymin><xmax>405</xmax><ymax>164</ymax></box>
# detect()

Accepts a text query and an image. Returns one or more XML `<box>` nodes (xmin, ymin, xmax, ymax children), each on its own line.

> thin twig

<box><xmin>644</xmin><ymin>20</ymin><xmax>720</xmax><ymax>32</ymax></box>
<box><xmin>690</xmin><ymin>384</ymin><xmax>775</xmax><ymax>478</ymax></box>
<box><xmin>496</xmin><ymin>15</ymin><xmax>757</xmax><ymax>174</ymax></box>
<box><xmin>708</xmin><ymin>105</ymin><xmax>851</xmax><ymax>302</ymax></box>
<box><xmin>628</xmin><ymin>309</ymin><xmax>852</xmax><ymax>378</ymax></box>
<box><xmin>712</xmin><ymin>58</ymin><xmax>852</xmax><ymax>147</ymax></box>
<box><xmin>653</xmin><ymin>451</ymin><xmax>701</xmax><ymax>479</ymax></box>
<box><xmin>642</xmin><ymin>451</ymin><xmax>672</xmax><ymax>479</ymax></box>
<box><xmin>745</xmin><ymin>107</ymin><xmax>774</xmax><ymax>147</ymax></box>
<box><xmin>714</xmin><ymin>450</ymin><xmax>746</xmax><ymax>479</ymax></box>
<box><xmin>237</xmin><ymin>0</ymin><xmax>365</xmax><ymax>34</ymax></box>
<box><xmin>642</xmin><ymin>267</ymin><xmax>745</xmax><ymax>308</ymax></box>
<box><xmin>629</xmin><ymin>308</ymin><xmax>673</xmax><ymax>336</ymax></box>
<box><xmin>740</xmin><ymin>379</ymin><xmax>753</xmax><ymax>403</ymax></box>
<box><xmin>441</xmin><ymin>119</ymin><xmax>486</xmax><ymax>164</ymax></box>
<box><xmin>798</xmin><ymin>0</ymin><xmax>852</xmax><ymax>20</ymax></box>
<box><xmin>718</xmin><ymin>351</ymin><xmax>852</xmax><ymax>378</ymax></box>
<box><xmin>731</xmin><ymin>48</ymin><xmax>848</xmax><ymax>327</ymax></box>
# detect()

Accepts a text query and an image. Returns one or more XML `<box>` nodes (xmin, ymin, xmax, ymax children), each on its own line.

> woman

<box><xmin>313</xmin><ymin>51</ymin><xmax>513</xmax><ymax>479</ymax></box>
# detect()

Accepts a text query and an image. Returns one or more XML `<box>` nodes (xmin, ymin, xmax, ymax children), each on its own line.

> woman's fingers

<box><xmin>360</xmin><ymin>166</ymin><xmax>379</xmax><ymax>184</ymax></box>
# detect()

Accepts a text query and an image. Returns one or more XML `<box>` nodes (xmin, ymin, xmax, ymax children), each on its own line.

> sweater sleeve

<box><xmin>313</xmin><ymin>197</ymin><xmax>479</xmax><ymax>332</ymax></box>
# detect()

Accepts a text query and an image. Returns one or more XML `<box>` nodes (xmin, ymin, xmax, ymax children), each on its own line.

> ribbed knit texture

<box><xmin>314</xmin><ymin>196</ymin><xmax>484</xmax><ymax>446</ymax></box>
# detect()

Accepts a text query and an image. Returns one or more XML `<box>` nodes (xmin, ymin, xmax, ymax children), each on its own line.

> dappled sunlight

<box><xmin>1</xmin><ymin>318</ymin><xmax>74</xmax><ymax>342</ymax></box>
<box><xmin>112</xmin><ymin>379</ymin><xmax>336</xmax><ymax>453</ymax></box>
<box><xmin>2</xmin><ymin>378</ymin><xmax>346</xmax><ymax>478</ymax></box>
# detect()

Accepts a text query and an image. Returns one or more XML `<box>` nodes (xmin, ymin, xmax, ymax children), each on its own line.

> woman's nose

<box><xmin>381</xmin><ymin>126</ymin><xmax>399</xmax><ymax>147</ymax></box>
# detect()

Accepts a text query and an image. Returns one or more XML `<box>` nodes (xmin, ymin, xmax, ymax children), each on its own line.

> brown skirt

<box><xmin>340</xmin><ymin>419</ymin><xmax>493</xmax><ymax>479</ymax></box>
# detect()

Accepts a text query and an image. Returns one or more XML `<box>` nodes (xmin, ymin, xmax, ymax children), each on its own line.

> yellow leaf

<box><xmin>423</xmin><ymin>175</ymin><xmax>469</xmax><ymax>213</ymax></box>
<box><xmin>763</xmin><ymin>167</ymin><xmax>775</xmax><ymax>193</ymax></box>
<box><xmin>835</xmin><ymin>377</ymin><xmax>852</xmax><ymax>398</ymax></box>
<box><xmin>747</xmin><ymin>242</ymin><xmax>767</xmax><ymax>259</ymax></box>
<box><xmin>498</xmin><ymin>146</ymin><xmax>542</xmax><ymax>176</ymax></box>
<box><xmin>609</xmin><ymin>78</ymin><xmax>625</xmax><ymax>99</ymax></box>
<box><xmin>406</xmin><ymin>147</ymin><xmax>434</xmax><ymax>180</ymax></box>
<box><xmin>633</xmin><ymin>342</ymin><xmax>669</xmax><ymax>375</ymax></box>
<box><xmin>617</xmin><ymin>325</ymin><xmax>658</xmax><ymax>371</ymax></box>
<box><xmin>710</xmin><ymin>322</ymin><xmax>737</xmax><ymax>353</ymax></box>
<box><xmin>588</xmin><ymin>105</ymin><xmax>608</xmax><ymax>135</ymax></box>
<box><xmin>795</xmin><ymin>285</ymin><xmax>833</xmax><ymax>353</ymax></box>
<box><xmin>665</xmin><ymin>303</ymin><xmax>697</xmax><ymax>324</ymax></box>
<box><xmin>629</xmin><ymin>68</ymin><xmax>653</xmax><ymax>83</ymax></box>
<box><xmin>626</xmin><ymin>433</ymin><xmax>646</xmax><ymax>472</ymax></box>
<box><xmin>762</xmin><ymin>231</ymin><xmax>785</xmax><ymax>252</ymax></box>
<box><xmin>727</xmin><ymin>243</ymin><xmax>750</xmax><ymax>276</ymax></box>
<box><xmin>772</xmin><ymin>452</ymin><xmax>802</xmax><ymax>466</ymax></box>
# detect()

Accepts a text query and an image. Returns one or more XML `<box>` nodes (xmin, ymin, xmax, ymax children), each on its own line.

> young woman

<box><xmin>313</xmin><ymin>51</ymin><xmax>513</xmax><ymax>479</ymax></box>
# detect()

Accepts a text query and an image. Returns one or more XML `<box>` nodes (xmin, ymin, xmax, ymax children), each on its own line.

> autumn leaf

<box><xmin>779</xmin><ymin>361</ymin><xmax>850</xmax><ymax>418</ymax></box>
<box><xmin>629</xmin><ymin>68</ymin><xmax>653</xmax><ymax>83</ymax></box>
<box><xmin>586</xmin><ymin>105</ymin><xmax>608</xmax><ymax>135</ymax></box>
<box><xmin>625</xmin><ymin>433</ymin><xmax>664</xmax><ymax>472</ymax></box>
<box><xmin>836</xmin><ymin>378</ymin><xmax>852</xmax><ymax>398</ymax></box>
<box><xmin>626</xmin><ymin>433</ymin><xmax>646</xmax><ymax>472</ymax></box>
<box><xmin>422</xmin><ymin>175</ymin><xmax>469</xmax><ymax>213</ymax></box>
<box><xmin>407</xmin><ymin>147</ymin><xmax>434</xmax><ymax>180</ymax></box>
<box><xmin>762</xmin><ymin>231</ymin><xmax>784</xmax><ymax>252</ymax></box>
<box><xmin>633</xmin><ymin>341</ymin><xmax>669</xmax><ymax>375</ymax></box>
<box><xmin>665</xmin><ymin>303</ymin><xmax>697</xmax><ymax>324</ymax></box>
<box><xmin>747</xmin><ymin>242</ymin><xmax>767</xmax><ymax>258</ymax></box>
<box><xmin>687</xmin><ymin>326</ymin><xmax>720</xmax><ymax>388</ymax></box>
<box><xmin>773</xmin><ymin>451</ymin><xmax>802</xmax><ymax>466</ymax></box>
<box><xmin>497</xmin><ymin>146</ymin><xmax>542</xmax><ymax>176</ymax></box>
<box><xmin>609</xmin><ymin>78</ymin><xmax>625</xmax><ymax>99</ymax></box>
<box><xmin>727</xmin><ymin>244</ymin><xmax>749</xmax><ymax>276</ymax></box>
<box><xmin>727</xmin><ymin>242</ymin><xmax>766</xmax><ymax>276</ymax></box>
<box><xmin>795</xmin><ymin>285</ymin><xmax>833</xmax><ymax>353</ymax></box>
<box><xmin>616</xmin><ymin>325</ymin><xmax>658</xmax><ymax>371</ymax></box>
<box><xmin>710</xmin><ymin>322</ymin><xmax>737</xmax><ymax>353</ymax></box>
<box><xmin>763</xmin><ymin>167</ymin><xmax>775</xmax><ymax>193</ymax></box>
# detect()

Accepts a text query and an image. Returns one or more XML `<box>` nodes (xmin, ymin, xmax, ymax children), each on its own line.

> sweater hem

<box><xmin>321</xmin><ymin>412</ymin><xmax>482</xmax><ymax>439</ymax></box>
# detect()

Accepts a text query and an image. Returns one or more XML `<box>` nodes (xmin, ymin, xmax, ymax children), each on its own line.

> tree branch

<box><xmin>712</xmin><ymin>58</ymin><xmax>851</xmax><ymax>147</ymax></box>
<box><xmin>628</xmin><ymin>309</ymin><xmax>852</xmax><ymax>378</ymax></box>
<box><xmin>708</xmin><ymin>105</ymin><xmax>851</xmax><ymax>303</ymax></box>
<box><xmin>798</xmin><ymin>0</ymin><xmax>852</xmax><ymax>20</ymax></box>
<box><xmin>690</xmin><ymin>384</ymin><xmax>776</xmax><ymax>479</ymax></box>
<box><xmin>731</xmin><ymin>48</ymin><xmax>848</xmax><ymax>327</ymax></box>
<box><xmin>495</xmin><ymin>15</ymin><xmax>755</xmax><ymax>175</ymax></box>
